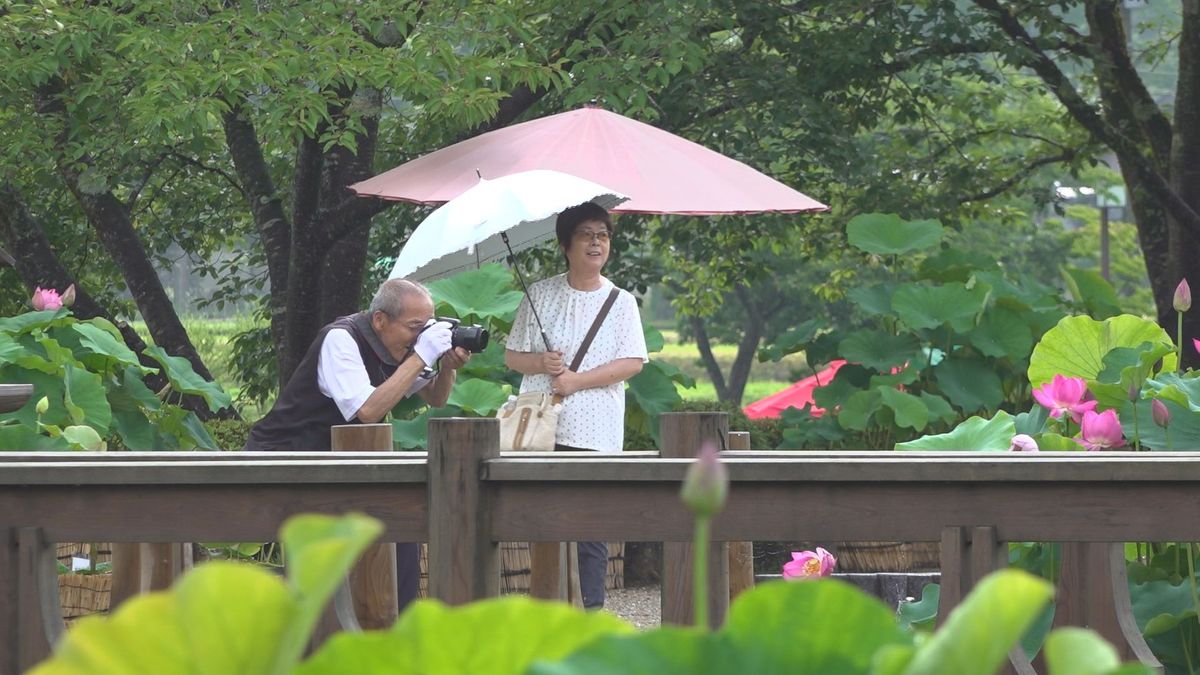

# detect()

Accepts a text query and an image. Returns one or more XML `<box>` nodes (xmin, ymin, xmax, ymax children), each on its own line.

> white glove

<box><xmin>414</xmin><ymin>320</ymin><xmax>453</xmax><ymax>366</ymax></box>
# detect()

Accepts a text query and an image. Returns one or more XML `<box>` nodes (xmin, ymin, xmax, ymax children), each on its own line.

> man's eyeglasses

<box><xmin>574</xmin><ymin>229</ymin><xmax>611</xmax><ymax>243</ymax></box>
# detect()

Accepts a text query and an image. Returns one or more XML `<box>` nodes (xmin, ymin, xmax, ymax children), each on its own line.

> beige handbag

<box><xmin>498</xmin><ymin>288</ymin><xmax>619</xmax><ymax>452</ymax></box>
<box><xmin>498</xmin><ymin>391</ymin><xmax>562</xmax><ymax>451</ymax></box>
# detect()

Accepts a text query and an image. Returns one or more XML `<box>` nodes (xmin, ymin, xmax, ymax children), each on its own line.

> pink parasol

<box><xmin>350</xmin><ymin>106</ymin><xmax>827</xmax><ymax>215</ymax></box>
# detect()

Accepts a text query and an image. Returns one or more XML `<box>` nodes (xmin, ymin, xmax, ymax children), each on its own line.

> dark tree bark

<box><xmin>0</xmin><ymin>182</ymin><xmax>232</xmax><ymax>420</ymax></box>
<box><xmin>973</xmin><ymin>0</ymin><xmax>1200</xmax><ymax>368</ymax></box>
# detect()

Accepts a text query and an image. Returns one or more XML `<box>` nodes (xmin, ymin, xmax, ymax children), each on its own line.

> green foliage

<box><xmin>204</xmin><ymin>419</ymin><xmax>253</xmax><ymax>451</ymax></box>
<box><xmin>766</xmin><ymin>214</ymin><xmax>1069</xmax><ymax>449</ymax></box>
<box><xmin>32</xmin><ymin>511</ymin><xmax>1143</xmax><ymax>675</ymax></box>
<box><xmin>297</xmin><ymin>598</ymin><xmax>632</xmax><ymax>675</ymax></box>
<box><xmin>0</xmin><ymin>309</ymin><xmax>228</xmax><ymax>450</ymax></box>
<box><xmin>895</xmin><ymin>412</ymin><xmax>1016</xmax><ymax>451</ymax></box>
<box><xmin>32</xmin><ymin>513</ymin><xmax>381</xmax><ymax>675</ymax></box>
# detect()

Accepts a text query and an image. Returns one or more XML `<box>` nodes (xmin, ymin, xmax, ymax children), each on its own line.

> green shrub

<box><xmin>206</xmin><ymin>418</ymin><xmax>253</xmax><ymax>451</ymax></box>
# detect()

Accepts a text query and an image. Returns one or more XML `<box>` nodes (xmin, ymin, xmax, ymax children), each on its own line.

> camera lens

<box><xmin>450</xmin><ymin>324</ymin><xmax>489</xmax><ymax>353</ymax></box>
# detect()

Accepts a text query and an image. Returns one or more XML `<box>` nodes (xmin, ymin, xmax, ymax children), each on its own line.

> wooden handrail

<box><xmin>3</xmin><ymin>416</ymin><xmax>1183</xmax><ymax>673</ymax></box>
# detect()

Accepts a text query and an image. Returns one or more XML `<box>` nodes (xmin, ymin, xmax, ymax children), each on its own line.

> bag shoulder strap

<box><xmin>569</xmin><ymin>287</ymin><xmax>621</xmax><ymax>372</ymax></box>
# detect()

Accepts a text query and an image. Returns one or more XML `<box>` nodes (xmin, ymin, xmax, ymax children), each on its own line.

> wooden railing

<box><xmin>2</xmin><ymin>411</ymin><xmax>1189</xmax><ymax>673</ymax></box>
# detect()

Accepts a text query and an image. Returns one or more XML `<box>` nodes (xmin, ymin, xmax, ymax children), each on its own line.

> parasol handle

<box><xmin>501</xmin><ymin>232</ymin><xmax>554</xmax><ymax>352</ymax></box>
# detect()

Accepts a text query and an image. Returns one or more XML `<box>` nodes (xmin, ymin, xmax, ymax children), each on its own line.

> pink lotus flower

<box><xmin>1175</xmin><ymin>280</ymin><xmax>1192</xmax><ymax>312</ymax></box>
<box><xmin>783</xmin><ymin>547</ymin><xmax>837</xmax><ymax>580</ymax></box>
<box><xmin>1194</xmin><ymin>338</ymin><xmax>1200</xmax><ymax>357</ymax></box>
<box><xmin>1032</xmin><ymin>375</ymin><xmax>1098</xmax><ymax>423</ymax></box>
<box><xmin>31</xmin><ymin>287</ymin><xmax>62</xmax><ymax>311</ymax></box>
<box><xmin>1009</xmin><ymin>434</ymin><xmax>1039</xmax><ymax>452</ymax></box>
<box><xmin>1077</xmin><ymin>409</ymin><xmax>1124</xmax><ymax>451</ymax></box>
<box><xmin>1152</xmin><ymin>399</ymin><xmax>1171</xmax><ymax>428</ymax></box>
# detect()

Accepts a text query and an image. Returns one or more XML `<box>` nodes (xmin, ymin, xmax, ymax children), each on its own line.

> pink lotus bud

<box><xmin>680</xmin><ymin>441</ymin><xmax>728</xmax><ymax>518</ymax></box>
<box><xmin>1009</xmin><ymin>434</ymin><xmax>1039</xmax><ymax>452</ymax></box>
<box><xmin>1152</xmin><ymin>399</ymin><xmax>1171</xmax><ymax>428</ymax></box>
<box><xmin>1078</xmin><ymin>409</ymin><xmax>1125</xmax><ymax>451</ymax></box>
<box><xmin>783</xmin><ymin>547</ymin><xmax>837</xmax><ymax>579</ymax></box>
<box><xmin>60</xmin><ymin>284</ymin><xmax>76</xmax><ymax>308</ymax></box>
<box><xmin>1175</xmin><ymin>280</ymin><xmax>1192</xmax><ymax>312</ymax></box>
<box><xmin>31</xmin><ymin>287</ymin><xmax>62</xmax><ymax>311</ymax></box>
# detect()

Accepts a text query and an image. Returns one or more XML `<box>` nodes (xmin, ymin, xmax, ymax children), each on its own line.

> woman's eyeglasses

<box><xmin>574</xmin><ymin>229</ymin><xmax>611</xmax><ymax>243</ymax></box>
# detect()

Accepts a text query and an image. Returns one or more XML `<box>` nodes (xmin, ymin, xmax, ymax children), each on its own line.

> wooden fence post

<box><xmin>427</xmin><ymin>418</ymin><xmax>499</xmax><ymax>605</ymax></box>
<box><xmin>726</xmin><ymin>431</ymin><xmax>755</xmax><ymax>602</ymax></box>
<box><xmin>661</xmin><ymin>412</ymin><xmax>730</xmax><ymax>628</ymax></box>
<box><xmin>0</xmin><ymin>527</ymin><xmax>17</xmax><ymax>674</ymax></box>
<box><xmin>332</xmin><ymin>424</ymin><xmax>398</xmax><ymax>630</ymax></box>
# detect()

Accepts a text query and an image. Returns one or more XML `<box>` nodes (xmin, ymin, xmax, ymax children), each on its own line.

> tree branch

<box><xmin>972</xmin><ymin>0</ymin><xmax>1200</xmax><ymax>238</ymax></box>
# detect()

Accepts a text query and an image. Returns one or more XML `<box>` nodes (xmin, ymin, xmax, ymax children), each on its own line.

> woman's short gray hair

<box><xmin>368</xmin><ymin>279</ymin><xmax>430</xmax><ymax>318</ymax></box>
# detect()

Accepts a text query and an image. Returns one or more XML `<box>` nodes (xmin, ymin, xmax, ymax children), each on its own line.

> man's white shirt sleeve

<box><xmin>318</xmin><ymin>329</ymin><xmax>375</xmax><ymax>421</ymax></box>
<box><xmin>318</xmin><ymin>329</ymin><xmax>431</xmax><ymax>421</ymax></box>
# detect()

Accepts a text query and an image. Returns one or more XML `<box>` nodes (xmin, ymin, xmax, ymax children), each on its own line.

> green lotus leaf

<box><xmin>446</xmin><ymin>377</ymin><xmax>511</xmax><ymax>416</ymax></box>
<box><xmin>892</xmin><ymin>283</ymin><xmax>988</xmax><ymax>332</ymax></box>
<box><xmin>895</xmin><ymin>411</ymin><xmax>1015</xmax><ymax>451</ymax></box>
<box><xmin>1041</xmin><ymin>628</ymin><xmax>1122</xmax><ymax>675</ymax></box>
<box><xmin>846</xmin><ymin>213</ymin><xmax>943</xmax><ymax>255</ymax></box>
<box><xmin>428</xmin><ymin>263</ymin><xmax>524</xmax><ymax>323</ymax></box>
<box><xmin>143</xmin><ymin>345</ymin><xmax>233</xmax><ymax>413</ymax></box>
<box><xmin>969</xmin><ymin>308</ymin><xmax>1034</xmax><ymax>361</ymax></box>
<box><xmin>301</xmin><ymin>597</ymin><xmax>632</xmax><ymax>675</ymax></box>
<box><xmin>838</xmin><ymin>389</ymin><xmax>882</xmax><ymax>431</ymax></box>
<box><xmin>846</xmin><ymin>283</ymin><xmax>898</xmax><ymax>317</ymax></box>
<box><xmin>1028</xmin><ymin>315</ymin><xmax>1177</xmax><ymax>409</ymax></box>
<box><xmin>934</xmin><ymin>357</ymin><xmax>1004</xmax><ymax>413</ymax></box>
<box><xmin>878</xmin><ymin>387</ymin><xmax>928</xmax><ymax>431</ymax></box>
<box><xmin>904</xmin><ymin>570</ymin><xmax>1052</xmax><ymax>675</ymax></box>
<box><xmin>838</xmin><ymin>331</ymin><xmax>922</xmax><ymax>372</ymax></box>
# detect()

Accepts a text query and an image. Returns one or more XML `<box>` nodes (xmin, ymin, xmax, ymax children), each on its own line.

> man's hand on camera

<box><xmin>414</xmin><ymin>320</ymin><xmax>453</xmax><ymax>366</ymax></box>
<box><xmin>542</xmin><ymin>350</ymin><xmax>565</xmax><ymax>376</ymax></box>
<box><xmin>441</xmin><ymin>346</ymin><xmax>471</xmax><ymax>370</ymax></box>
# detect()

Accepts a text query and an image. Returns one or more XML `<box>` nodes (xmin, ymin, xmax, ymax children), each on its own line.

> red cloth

<box><xmin>742</xmin><ymin>360</ymin><xmax>847</xmax><ymax>420</ymax></box>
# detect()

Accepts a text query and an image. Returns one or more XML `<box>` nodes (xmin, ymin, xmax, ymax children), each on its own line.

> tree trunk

<box><xmin>0</xmin><ymin>182</ymin><xmax>231</xmax><ymax>420</ymax></box>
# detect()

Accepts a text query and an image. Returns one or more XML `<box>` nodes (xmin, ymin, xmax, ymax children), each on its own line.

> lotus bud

<box><xmin>1128</xmin><ymin>383</ymin><xmax>1140</xmax><ymax>402</ymax></box>
<box><xmin>60</xmin><ymin>284</ymin><xmax>76</xmax><ymax>308</ymax></box>
<box><xmin>1009</xmin><ymin>434</ymin><xmax>1039</xmax><ymax>452</ymax></box>
<box><xmin>35</xmin><ymin>396</ymin><xmax>49</xmax><ymax>415</ymax></box>
<box><xmin>1174</xmin><ymin>279</ymin><xmax>1192</xmax><ymax>312</ymax></box>
<box><xmin>680</xmin><ymin>440</ymin><xmax>728</xmax><ymax>518</ymax></box>
<box><xmin>30</xmin><ymin>287</ymin><xmax>62</xmax><ymax>311</ymax></box>
<box><xmin>1152</xmin><ymin>399</ymin><xmax>1171</xmax><ymax>428</ymax></box>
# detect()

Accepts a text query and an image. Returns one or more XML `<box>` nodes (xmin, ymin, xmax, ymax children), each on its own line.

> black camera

<box><xmin>438</xmin><ymin>316</ymin><xmax>489</xmax><ymax>353</ymax></box>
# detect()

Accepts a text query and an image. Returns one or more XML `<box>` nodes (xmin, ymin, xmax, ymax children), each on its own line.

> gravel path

<box><xmin>603</xmin><ymin>585</ymin><xmax>661</xmax><ymax>629</ymax></box>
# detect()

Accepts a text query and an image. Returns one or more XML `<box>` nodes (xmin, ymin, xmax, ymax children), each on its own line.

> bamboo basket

<box><xmin>58</xmin><ymin>573</ymin><xmax>112</xmax><ymax>625</ymax></box>
<box><xmin>836</xmin><ymin>541</ymin><xmax>941</xmax><ymax>573</ymax></box>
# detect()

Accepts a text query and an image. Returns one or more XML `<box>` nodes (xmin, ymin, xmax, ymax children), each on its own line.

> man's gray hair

<box><xmin>368</xmin><ymin>279</ymin><xmax>430</xmax><ymax>318</ymax></box>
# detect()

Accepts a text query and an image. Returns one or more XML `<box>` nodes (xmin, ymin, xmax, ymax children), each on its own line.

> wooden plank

<box><xmin>16</xmin><ymin>528</ymin><xmax>57</xmax><ymax>672</ymax></box>
<box><xmin>0</xmin><ymin>527</ymin><xmax>14</xmax><ymax>675</ymax></box>
<box><xmin>0</xmin><ymin>451</ymin><xmax>427</xmax><ymax>462</ymax></box>
<box><xmin>489</xmin><ymin>481</ymin><xmax>1200</xmax><ymax>543</ymax></box>
<box><xmin>0</xmin><ymin>484</ymin><xmax>428</xmax><ymax>542</ymax></box>
<box><xmin>660</xmin><ymin>412</ymin><xmax>730</xmax><ymax>628</ymax></box>
<box><xmin>726</xmin><ymin>431</ymin><xmax>755</xmax><ymax>602</ymax></box>
<box><xmin>0</xmin><ymin>384</ymin><xmax>32</xmax><ymax>414</ymax></box>
<box><xmin>427</xmin><ymin>418</ymin><xmax>499</xmax><ymax>605</ymax></box>
<box><xmin>937</xmin><ymin>527</ymin><xmax>967</xmax><ymax>627</ymax></box>
<box><xmin>484</xmin><ymin>454</ymin><xmax>1200</xmax><ymax>483</ymax></box>
<box><xmin>333</xmin><ymin>424</ymin><xmax>398</xmax><ymax>631</ymax></box>
<box><xmin>0</xmin><ymin>459</ymin><xmax>427</xmax><ymax>485</ymax></box>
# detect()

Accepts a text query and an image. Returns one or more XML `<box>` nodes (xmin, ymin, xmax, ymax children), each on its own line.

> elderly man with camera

<box><xmin>244</xmin><ymin>278</ymin><xmax>479</xmax><ymax>609</ymax></box>
<box><xmin>244</xmin><ymin>278</ymin><xmax>479</xmax><ymax>452</ymax></box>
